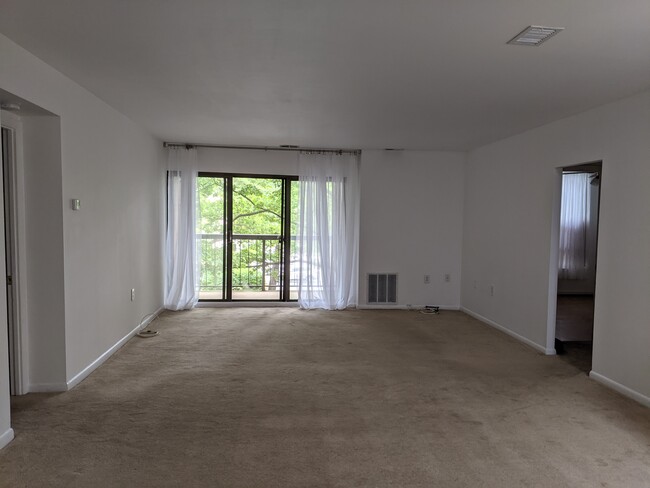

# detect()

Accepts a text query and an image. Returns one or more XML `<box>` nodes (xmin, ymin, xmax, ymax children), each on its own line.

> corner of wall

<box><xmin>0</xmin><ymin>427</ymin><xmax>14</xmax><ymax>450</ymax></box>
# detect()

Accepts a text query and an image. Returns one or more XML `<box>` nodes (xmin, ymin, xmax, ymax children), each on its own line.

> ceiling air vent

<box><xmin>507</xmin><ymin>25</ymin><xmax>564</xmax><ymax>46</ymax></box>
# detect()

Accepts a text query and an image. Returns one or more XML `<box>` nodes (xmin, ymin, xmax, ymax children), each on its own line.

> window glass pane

<box><xmin>290</xmin><ymin>180</ymin><xmax>299</xmax><ymax>300</ymax></box>
<box><xmin>197</xmin><ymin>176</ymin><xmax>225</xmax><ymax>299</ymax></box>
<box><xmin>231</xmin><ymin>177</ymin><xmax>283</xmax><ymax>300</ymax></box>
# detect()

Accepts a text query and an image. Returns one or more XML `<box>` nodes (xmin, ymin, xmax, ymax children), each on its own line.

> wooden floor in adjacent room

<box><xmin>555</xmin><ymin>295</ymin><xmax>595</xmax><ymax>373</ymax></box>
<box><xmin>555</xmin><ymin>295</ymin><xmax>595</xmax><ymax>343</ymax></box>
<box><xmin>1</xmin><ymin>308</ymin><xmax>649</xmax><ymax>487</ymax></box>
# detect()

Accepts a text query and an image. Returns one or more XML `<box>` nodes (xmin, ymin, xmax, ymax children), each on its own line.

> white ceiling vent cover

<box><xmin>507</xmin><ymin>25</ymin><xmax>564</xmax><ymax>46</ymax></box>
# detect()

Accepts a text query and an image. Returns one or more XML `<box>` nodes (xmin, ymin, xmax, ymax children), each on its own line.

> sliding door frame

<box><xmin>225</xmin><ymin>175</ymin><xmax>233</xmax><ymax>301</ymax></box>
<box><xmin>198</xmin><ymin>172</ymin><xmax>297</xmax><ymax>303</ymax></box>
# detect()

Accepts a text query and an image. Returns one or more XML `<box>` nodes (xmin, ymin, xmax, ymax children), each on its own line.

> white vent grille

<box><xmin>368</xmin><ymin>274</ymin><xmax>397</xmax><ymax>304</ymax></box>
<box><xmin>507</xmin><ymin>25</ymin><xmax>564</xmax><ymax>46</ymax></box>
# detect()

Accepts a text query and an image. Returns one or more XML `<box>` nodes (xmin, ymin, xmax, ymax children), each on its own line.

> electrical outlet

<box><xmin>424</xmin><ymin>275</ymin><xmax>431</xmax><ymax>284</ymax></box>
<box><xmin>444</xmin><ymin>273</ymin><xmax>451</xmax><ymax>283</ymax></box>
<box><xmin>131</xmin><ymin>288</ymin><xmax>135</xmax><ymax>301</ymax></box>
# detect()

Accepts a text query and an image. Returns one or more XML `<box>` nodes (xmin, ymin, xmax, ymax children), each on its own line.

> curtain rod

<box><xmin>163</xmin><ymin>142</ymin><xmax>361</xmax><ymax>155</ymax></box>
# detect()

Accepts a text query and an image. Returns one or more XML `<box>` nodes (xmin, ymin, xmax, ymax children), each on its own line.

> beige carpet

<box><xmin>1</xmin><ymin>309</ymin><xmax>649</xmax><ymax>487</ymax></box>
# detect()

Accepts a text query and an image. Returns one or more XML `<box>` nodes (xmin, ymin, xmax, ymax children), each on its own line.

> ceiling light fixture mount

<box><xmin>507</xmin><ymin>25</ymin><xmax>564</xmax><ymax>46</ymax></box>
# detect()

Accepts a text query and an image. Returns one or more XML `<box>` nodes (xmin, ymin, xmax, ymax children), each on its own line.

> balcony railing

<box><xmin>198</xmin><ymin>233</ymin><xmax>299</xmax><ymax>296</ymax></box>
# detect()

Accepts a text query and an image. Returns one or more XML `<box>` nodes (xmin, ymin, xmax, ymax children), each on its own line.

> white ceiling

<box><xmin>1</xmin><ymin>0</ymin><xmax>650</xmax><ymax>151</ymax></box>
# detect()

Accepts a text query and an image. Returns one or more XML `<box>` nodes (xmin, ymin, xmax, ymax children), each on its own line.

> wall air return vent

<box><xmin>507</xmin><ymin>25</ymin><xmax>564</xmax><ymax>46</ymax></box>
<box><xmin>368</xmin><ymin>274</ymin><xmax>397</xmax><ymax>304</ymax></box>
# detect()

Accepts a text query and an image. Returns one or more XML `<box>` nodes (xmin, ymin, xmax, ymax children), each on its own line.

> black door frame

<box><xmin>198</xmin><ymin>172</ymin><xmax>297</xmax><ymax>302</ymax></box>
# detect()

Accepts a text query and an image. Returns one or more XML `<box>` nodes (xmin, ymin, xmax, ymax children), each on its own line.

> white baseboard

<box><xmin>589</xmin><ymin>371</ymin><xmax>650</xmax><ymax>408</ymax></box>
<box><xmin>461</xmin><ymin>307</ymin><xmax>555</xmax><ymax>355</ymax></box>
<box><xmin>0</xmin><ymin>428</ymin><xmax>14</xmax><ymax>449</ymax></box>
<box><xmin>66</xmin><ymin>307</ymin><xmax>164</xmax><ymax>390</ymax></box>
<box><xmin>29</xmin><ymin>382</ymin><xmax>68</xmax><ymax>392</ymax></box>
<box><xmin>196</xmin><ymin>303</ymin><xmax>459</xmax><ymax>310</ymax></box>
<box><xmin>357</xmin><ymin>305</ymin><xmax>460</xmax><ymax>311</ymax></box>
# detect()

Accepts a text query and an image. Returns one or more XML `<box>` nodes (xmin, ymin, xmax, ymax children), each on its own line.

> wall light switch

<box><xmin>71</xmin><ymin>199</ymin><xmax>81</xmax><ymax>211</ymax></box>
<box><xmin>424</xmin><ymin>275</ymin><xmax>431</xmax><ymax>284</ymax></box>
<box><xmin>131</xmin><ymin>288</ymin><xmax>135</xmax><ymax>301</ymax></box>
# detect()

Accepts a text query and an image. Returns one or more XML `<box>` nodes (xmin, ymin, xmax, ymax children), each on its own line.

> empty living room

<box><xmin>1</xmin><ymin>1</ymin><xmax>650</xmax><ymax>487</ymax></box>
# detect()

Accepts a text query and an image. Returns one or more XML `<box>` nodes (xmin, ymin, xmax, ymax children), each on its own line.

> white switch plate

<box><xmin>424</xmin><ymin>275</ymin><xmax>430</xmax><ymax>284</ymax></box>
<box><xmin>131</xmin><ymin>288</ymin><xmax>135</xmax><ymax>301</ymax></box>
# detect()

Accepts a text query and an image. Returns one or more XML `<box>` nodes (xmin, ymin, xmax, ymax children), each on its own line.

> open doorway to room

<box><xmin>554</xmin><ymin>162</ymin><xmax>601</xmax><ymax>372</ymax></box>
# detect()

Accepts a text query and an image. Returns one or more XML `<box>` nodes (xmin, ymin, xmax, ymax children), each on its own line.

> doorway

<box><xmin>197</xmin><ymin>174</ymin><xmax>298</xmax><ymax>302</ymax></box>
<box><xmin>1</xmin><ymin>125</ymin><xmax>20</xmax><ymax>395</ymax></box>
<box><xmin>554</xmin><ymin>162</ymin><xmax>601</xmax><ymax>372</ymax></box>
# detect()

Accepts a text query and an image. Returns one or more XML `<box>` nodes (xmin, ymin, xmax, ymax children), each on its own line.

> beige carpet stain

<box><xmin>1</xmin><ymin>309</ymin><xmax>649</xmax><ymax>487</ymax></box>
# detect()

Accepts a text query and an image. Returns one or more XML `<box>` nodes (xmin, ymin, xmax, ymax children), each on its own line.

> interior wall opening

<box><xmin>554</xmin><ymin>161</ymin><xmax>602</xmax><ymax>373</ymax></box>
<box><xmin>0</xmin><ymin>88</ymin><xmax>66</xmax><ymax>396</ymax></box>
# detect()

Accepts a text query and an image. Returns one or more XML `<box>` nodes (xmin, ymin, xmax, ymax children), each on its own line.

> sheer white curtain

<box><xmin>297</xmin><ymin>152</ymin><xmax>360</xmax><ymax>310</ymax></box>
<box><xmin>558</xmin><ymin>173</ymin><xmax>590</xmax><ymax>280</ymax></box>
<box><xmin>164</xmin><ymin>146</ymin><xmax>200</xmax><ymax>310</ymax></box>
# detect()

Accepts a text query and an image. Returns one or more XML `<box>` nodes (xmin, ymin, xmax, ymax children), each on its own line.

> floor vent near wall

<box><xmin>368</xmin><ymin>274</ymin><xmax>397</xmax><ymax>304</ymax></box>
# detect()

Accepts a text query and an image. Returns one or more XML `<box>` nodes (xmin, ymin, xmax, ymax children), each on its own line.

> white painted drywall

<box><xmin>21</xmin><ymin>115</ymin><xmax>67</xmax><ymax>389</ymax></box>
<box><xmin>197</xmin><ymin>146</ymin><xmax>299</xmax><ymax>175</ymax></box>
<box><xmin>60</xmin><ymin>104</ymin><xmax>164</xmax><ymax>381</ymax></box>
<box><xmin>462</xmin><ymin>88</ymin><xmax>650</xmax><ymax>400</ymax></box>
<box><xmin>359</xmin><ymin>150</ymin><xmax>464</xmax><ymax>308</ymax></box>
<box><xmin>0</xmin><ymin>31</ymin><xmax>164</xmax><ymax>406</ymax></box>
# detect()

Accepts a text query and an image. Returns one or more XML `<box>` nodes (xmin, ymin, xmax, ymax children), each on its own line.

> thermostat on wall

<box><xmin>71</xmin><ymin>199</ymin><xmax>81</xmax><ymax>211</ymax></box>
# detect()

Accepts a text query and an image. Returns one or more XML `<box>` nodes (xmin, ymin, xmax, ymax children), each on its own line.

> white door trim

<box><xmin>546</xmin><ymin>167</ymin><xmax>563</xmax><ymax>354</ymax></box>
<box><xmin>1</xmin><ymin>110</ymin><xmax>28</xmax><ymax>395</ymax></box>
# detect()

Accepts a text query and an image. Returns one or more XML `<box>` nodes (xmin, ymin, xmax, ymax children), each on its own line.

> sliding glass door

<box><xmin>197</xmin><ymin>176</ymin><xmax>227</xmax><ymax>299</ymax></box>
<box><xmin>231</xmin><ymin>177</ymin><xmax>284</xmax><ymax>300</ymax></box>
<box><xmin>197</xmin><ymin>174</ymin><xmax>296</xmax><ymax>301</ymax></box>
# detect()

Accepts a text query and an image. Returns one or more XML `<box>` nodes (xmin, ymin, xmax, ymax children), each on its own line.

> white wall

<box><xmin>462</xmin><ymin>88</ymin><xmax>650</xmax><ymax>402</ymax></box>
<box><xmin>0</xmin><ymin>31</ymin><xmax>164</xmax><ymax>442</ymax></box>
<box><xmin>21</xmin><ymin>115</ymin><xmax>67</xmax><ymax>389</ymax></box>
<box><xmin>60</xmin><ymin>100</ymin><xmax>164</xmax><ymax>381</ymax></box>
<box><xmin>197</xmin><ymin>146</ymin><xmax>299</xmax><ymax>175</ymax></box>
<box><xmin>359</xmin><ymin>150</ymin><xmax>464</xmax><ymax>309</ymax></box>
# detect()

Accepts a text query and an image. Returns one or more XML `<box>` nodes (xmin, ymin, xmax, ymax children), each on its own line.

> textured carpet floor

<box><xmin>1</xmin><ymin>309</ymin><xmax>649</xmax><ymax>487</ymax></box>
